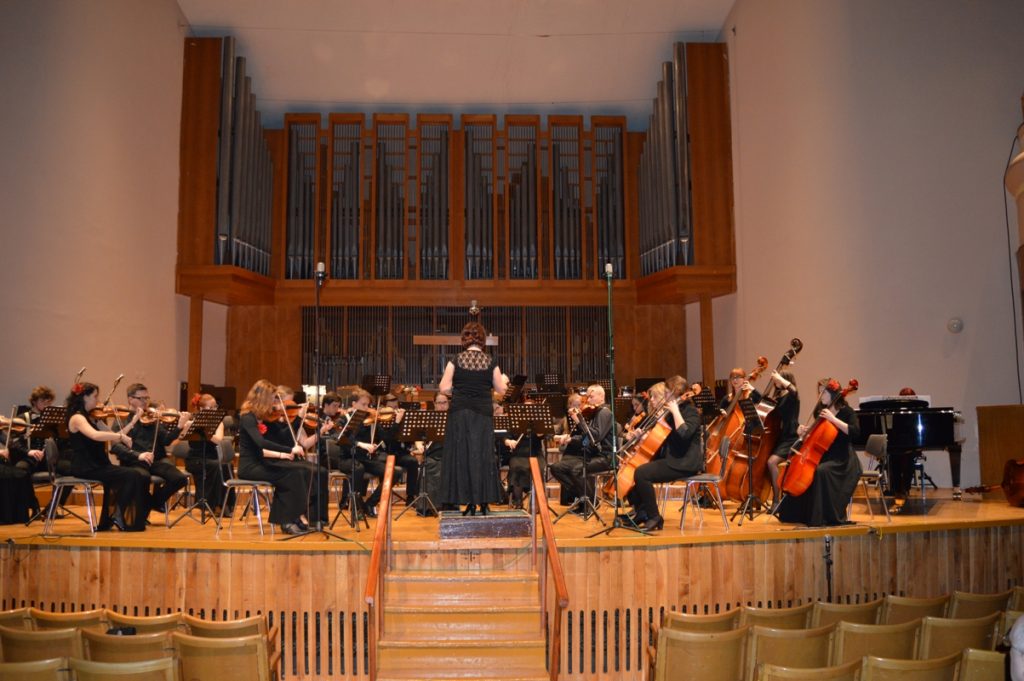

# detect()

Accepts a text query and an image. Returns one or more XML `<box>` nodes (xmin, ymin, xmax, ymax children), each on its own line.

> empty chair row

<box><xmin>0</xmin><ymin>608</ymin><xmax>276</xmax><ymax>642</ymax></box>
<box><xmin>658</xmin><ymin>587</ymin><xmax>1021</xmax><ymax>633</ymax></box>
<box><xmin>0</xmin><ymin>632</ymin><xmax>278</xmax><ymax>681</ymax></box>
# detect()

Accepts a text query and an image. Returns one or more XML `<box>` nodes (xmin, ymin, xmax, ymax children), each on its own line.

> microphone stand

<box><xmin>281</xmin><ymin>262</ymin><xmax>364</xmax><ymax>547</ymax></box>
<box><xmin>589</xmin><ymin>263</ymin><xmax>648</xmax><ymax>538</ymax></box>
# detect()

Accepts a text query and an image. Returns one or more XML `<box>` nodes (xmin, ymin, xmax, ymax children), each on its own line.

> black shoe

<box><xmin>365</xmin><ymin>505</ymin><xmax>378</xmax><ymax>519</ymax></box>
<box><xmin>111</xmin><ymin>509</ymin><xmax>128</xmax><ymax>532</ymax></box>
<box><xmin>279</xmin><ymin>522</ymin><xmax>303</xmax><ymax>535</ymax></box>
<box><xmin>642</xmin><ymin>515</ymin><xmax>664</xmax><ymax>532</ymax></box>
<box><xmin>462</xmin><ymin>504</ymin><xmax>476</xmax><ymax>516</ymax></box>
<box><xmin>296</xmin><ymin>519</ymin><xmax>310</xmax><ymax>531</ymax></box>
<box><xmin>479</xmin><ymin>504</ymin><xmax>489</xmax><ymax>516</ymax></box>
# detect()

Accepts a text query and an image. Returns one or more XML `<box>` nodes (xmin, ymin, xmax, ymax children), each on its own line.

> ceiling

<box><xmin>176</xmin><ymin>0</ymin><xmax>735</xmax><ymax>129</ymax></box>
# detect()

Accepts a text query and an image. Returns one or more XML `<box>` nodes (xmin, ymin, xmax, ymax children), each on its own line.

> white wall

<box><xmin>0</xmin><ymin>0</ymin><xmax>187</xmax><ymax>408</ymax></box>
<box><xmin>717</xmin><ymin>0</ymin><xmax>1024</xmax><ymax>486</ymax></box>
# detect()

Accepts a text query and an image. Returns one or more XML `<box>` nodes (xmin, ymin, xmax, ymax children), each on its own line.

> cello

<box><xmin>779</xmin><ymin>379</ymin><xmax>859</xmax><ymax>497</ymax></box>
<box><xmin>704</xmin><ymin>358</ymin><xmax>769</xmax><ymax>499</ymax></box>
<box><xmin>604</xmin><ymin>383</ymin><xmax>702</xmax><ymax>499</ymax></box>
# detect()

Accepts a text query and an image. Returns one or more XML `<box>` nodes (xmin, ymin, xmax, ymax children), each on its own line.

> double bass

<box><xmin>780</xmin><ymin>379</ymin><xmax>859</xmax><ymax>497</ymax></box>
<box><xmin>704</xmin><ymin>357</ymin><xmax>769</xmax><ymax>501</ymax></box>
<box><xmin>604</xmin><ymin>383</ymin><xmax>702</xmax><ymax>499</ymax></box>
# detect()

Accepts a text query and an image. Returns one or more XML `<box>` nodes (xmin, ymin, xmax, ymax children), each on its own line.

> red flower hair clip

<box><xmin>71</xmin><ymin>383</ymin><xmax>84</xmax><ymax>395</ymax></box>
<box><xmin>190</xmin><ymin>393</ymin><xmax>202</xmax><ymax>409</ymax></box>
<box><xmin>257</xmin><ymin>422</ymin><xmax>268</xmax><ymax>435</ymax></box>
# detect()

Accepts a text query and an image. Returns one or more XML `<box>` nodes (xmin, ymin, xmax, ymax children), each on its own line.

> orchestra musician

<box><xmin>269</xmin><ymin>385</ymin><xmax>329</xmax><ymax>526</ymax></box>
<box><xmin>719</xmin><ymin>368</ymin><xmax>762</xmax><ymax>413</ymax></box>
<box><xmin>183</xmin><ymin>393</ymin><xmax>233</xmax><ymax>514</ymax></box>
<box><xmin>9</xmin><ymin>386</ymin><xmax>60</xmax><ymax>478</ymax></box>
<box><xmin>341</xmin><ymin>388</ymin><xmax>381</xmax><ymax>518</ymax></box>
<box><xmin>0</xmin><ymin>431</ymin><xmax>38</xmax><ymax>524</ymax></box>
<box><xmin>551</xmin><ymin>392</ymin><xmax>584</xmax><ymax>506</ymax></box>
<box><xmin>110</xmin><ymin>383</ymin><xmax>191</xmax><ymax>515</ymax></box>
<box><xmin>236</xmin><ymin>379</ymin><xmax>310</xmax><ymax>534</ymax></box>
<box><xmin>437</xmin><ymin>321</ymin><xmax>507</xmax><ymax>516</ymax></box>
<box><xmin>550</xmin><ymin>384</ymin><xmax>614</xmax><ymax>515</ymax></box>
<box><xmin>504</xmin><ymin>427</ymin><xmax>545</xmax><ymax>510</ymax></box>
<box><xmin>765</xmin><ymin>370</ymin><xmax>800</xmax><ymax>505</ymax></box>
<box><xmin>411</xmin><ymin>393</ymin><xmax>449</xmax><ymax>517</ymax></box>
<box><xmin>622</xmin><ymin>379</ymin><xmax>701</xmax><ymax>531</ymax></box>
<box><xmin>375</xmin><ymin>392</ymin><xmax>421</xmax><ymax>507</ymax></box>
<box><xmin>888</xmin><ymin>386</ymin><xmax>923</xmax><ymax>504</ymax></box>
<box><xmin>776</xmin><ymin>378</ymin><xmax>862</xmax><ymax>527</ymax></box>
<box><xmin>66</xmin><ymin>382</ymin><xmax>148</xmax><ymax>531</ymax></box>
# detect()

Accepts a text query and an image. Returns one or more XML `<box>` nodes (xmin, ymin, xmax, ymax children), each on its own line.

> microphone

<box><xmin>605</xmin><ymin>262</ymin><xmax>613</xmax><ymax>279</ymax></box>
<box><xmin>469</xmin><ymin>300</ymin><xmax>480</xmax><ymax>316</ymax></box>
<box><xmin>315</xmin><ymin>261</ymin><xmax>326</xmax><ymax>283</ymax></box>
<box><xmin>74</xmin><ymin>366</ymin><xmax>86</xmax><ymax>383</ymax></box>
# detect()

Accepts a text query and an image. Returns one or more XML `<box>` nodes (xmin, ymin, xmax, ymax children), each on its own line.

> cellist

<box><xmin>776</xmin><ymin>378</ymin><xmax>862</xmax><ymax>527</ymax></box>
<box><xmin>622</xmin><ymin>379</ymin><xmax>701</xmax><ymax>532</ymax></box>
<box><xmin>765</xmin><ymin>370</ymin><xmax>800</xmax><ymax>506</ymax></box>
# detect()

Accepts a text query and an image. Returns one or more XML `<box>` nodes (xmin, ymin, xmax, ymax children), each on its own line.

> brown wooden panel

<box><xmin>977</xmin><ymin>404</ymin><xmax>1024</xmax><ymax>489</ymax></box>
<box><xmin>623</xmin><ymin>131</ymin><xmax>645</xmax><ymax>280</ymax></box>
<box><xmin>634</xmin><ymin>264</ymin><xmax>735</xmax><ymax>305</ymax></box>
<box><xmin>685</xmin><ymin>43</ymin><xmax>735</xmax><ymax>269</ymax></box>
<box><xmin>177</xmin><ymin>37</ymin><xmax>223</xmax><ymax>268</ymax></box>
<box><xmin>176</xmin><ymin>265</ymin><xmax>275</xmax><ymax>306</ymax></box>
<box><xmin>266</xmin><ymin>128</ymin><xmax>288</xmax><ymax>280</ymax></box>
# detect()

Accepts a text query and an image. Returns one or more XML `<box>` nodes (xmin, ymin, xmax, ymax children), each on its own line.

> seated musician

<box><xmin>270</xmin><ymin>385</ymin><xmax>329</xmax><ymax>526</ymax></box>
<box><xmin>0</xmin><ymin>433</ymin><xmax>39</xmax><ymax>523</ymax></box>
<box><xmin>345</xmin><ymin>389</ymin><xmax>386</xmax><ymax>518</ymax></box>
<box><xmin>550</xmin><ymin>393</ymin><xmax>583</xmax><ymax>505</ymax></box>
<box><xmin>110</xmin><ymin>383</ymin><xmax>191</xmax><ymax>515</ymax></box>
<box><xmin>765</xmin><ymin>371</ymin><xmax>800</xmax><ymax>505</ymax></box>
<box><xmin>623</xmin><ymin>380</ymin><xmax>701</xmax><ymax>531</ymax></box>
<box><xmin>549</xmin><ymin>385</ymin><xmax>614</xmax><ymax>515</ymax></box>
<box><xmin>317</xmin><ymin>392</ymin><xmax>347</xmax><ymax>470</ymax></box>
<box><xmin>719</xmin><ymin>368</ymin><xmax>762</xmax><ymax>413</ymax></box>
<box><xmin>411</xmin><ymin>393</ymin><xmax>449</xmax><ymax>516</ymax></box>
<box><xmin>504</xmin><ymin>429</ymin><xmax>546</xmax><ymax>510</ymax></box>
<box><xmin>183</xmin><ymin>393</ymin><xmax>232</xmax><ymax>514</ymax></box>
<box><xmin>9</xmin><ymin>386</ymin><xmax>61</xmax><ymax>477</ymax></box>
<box><xmin>888</xmin><ymin>386</ymin><xmax>923</xmax><ymax>504</ymax></box>
<box><xmin>776</xmin><ymin>378</ymin><xmax>862</xmax><ymax>527</ymax></box>
<box><xmin>376</xmin><ymin>392</ymin><xmax>421</xmax><ymax>508</ymax></box>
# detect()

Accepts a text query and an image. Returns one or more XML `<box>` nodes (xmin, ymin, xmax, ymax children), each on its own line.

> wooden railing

<box><xmin>530</xmin><ymin>457</ymin><xmax>570</xmax><ymax>681</ymax></box>
<box><xmin>363</xmin><ymin>454</ymin><xmax>396</xmax><ymax>681</ymax></box>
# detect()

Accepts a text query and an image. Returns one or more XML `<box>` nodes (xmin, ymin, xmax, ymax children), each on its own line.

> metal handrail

<box><xmin>362</xmin><ymin>454</ymin><xmax>396</xmax><ymax>681</ymax></box>
<box><xmin>529</xmin><ymin>457</ymin><xmax>569</xmax><ymax>681</ymax></box>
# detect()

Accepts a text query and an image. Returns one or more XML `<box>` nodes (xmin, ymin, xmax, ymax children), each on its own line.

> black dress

<box><xmin>236</xmin><ymin>413</ymin><xmax>309</xmax><ymax>525</ymax></box>
<box><xmin>769</xmin><ymin>391</ymin><xmax>801</xmax><ymax>459</ymax></box>
<box><xmin>0</xmin><ymin>436</ymin><xmax>37</xmax><ymax>524</ymax></box>
<box><xmin>69</xmin><ymin>419</ymin><xmax>148</xmax><ymax>531</ymax></box>
<box><xmin>777</xmin><ymin>405</ymin><xmax>862</xmax><ymax>527</ymax></box>
<box><xmin>439</xmin><ymin>350</ymin><xmax>503</xmax><ymax>506</ymax></box>
<box><xmin>185</xmin><ymin>439</ymin><xmax>233</xmax><ymax>511</ymax></box>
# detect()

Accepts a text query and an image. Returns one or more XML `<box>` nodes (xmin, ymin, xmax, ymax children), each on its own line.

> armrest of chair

<box><xmin>267</xmin><ymin>623</ymin><xmax>280</xmax><ymax>655</ymax></box>
<box><xmin>269</xmin><ymin>648</ymin><xmax>282</xmax><ymax>678</ymax></box>
<box><xmin>646</xmin><ymin>644</ymin><xmax>658</xmax><ymax>681</ymax></box>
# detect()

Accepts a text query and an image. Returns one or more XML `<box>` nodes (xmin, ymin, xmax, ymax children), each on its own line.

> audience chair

<box><xmin>215</xmin><ymin>438</ymin><xmax>275</xmax><ymax>536</ymax></box>
<box><xmin>746</xmin><ymin>623</ymin><xmax>835</xmax><ymax>681</ymax></box>
<box><xmin>68</xmin><ymin>656</ymin><xmax>177</xmax><ymax>681</ymax></box>
<box><xmin>661</xmin><ymin>608</ymin><xmax>740</xmax><ymax>633</ymax></box>
<box><xmin>958</xmin><ymin>648</ymin><xmax>1006</xmax><ymax>681</ymax></box>
<box><xmin>0</xmin><ymin>625</ymin><xmax>83</xmax><ymax>662</ymax></box>
<box><xmin>173</xmin><ymin>632</ymin><xmax>279</xmax><ymax>681</ymax></box>
<box><xmin>105</xmin><ymin>611</ymin><xmax>184</xmax><ymax>634</ymax></box>
<box><xmin>917</xmin><ymin>612</ymin><xmax>999</xmax><ymax>659</ymax></box>
<box><xmin>0</xmin><ymin>656</ymin><xmax>68</xmax><ymax>681</ymax></box>
<box><xmin>756</xmin><ymin>660</ymin><xmax>861</xmax><ymax>681</ymax></box>
<box><xmin>181</xmin><ymin>614</ymin><xmax>279</xmax><ymax>655</ymax></box>
<box><xmin>850</xmin><ymin>434</ymin><xmax>891</xmax><ymax>521</ymax></box>
<box><xmin>810</xmin><ymin>598</ymin><xmax>883</xmax><ymax>628</ymax></box>
<box><xmin>859</xmin><ymin>651</ymin><xmax>960</xmax><ymax>681</ymax></box>
<box><xmin>82</xmin><ymin>629</ymin><xmax>174</xmax><ymax>663</ymax></box>
<box><xmin>29</xmin><ymin>608</ymin><xmax>106</xmax><ymax>631</ymax></box>
<box><xmin>739</xmin><ymin>603</ymin><xmax>813</xmax><ymax>630</ymax></box>
<box><xmin>1000</xmin><ymin>610</ymin><xmax>1022</xmax><ymax>642</ymax></box>
<box><xmin>879</xmin><ymin>594</ymin><xmax>950</xmax><ymax>624</ymax></box>
<box><xmin>650</xmin><ymin>625</ymin><xmax>749</xmax><ymax>681</ymax></box>
<box><xmin>41</xmin><ymin>439</ymin><xmax>101</xmax><ymax>536</ymax></box>
<box><xmin>1010</xmin><ymin>586</ymin><xmax>1024</xmax><ymax>611</ymax></box>
<box><xmin>679</xmin><ymin>436</ymin><xmax>732</xmax><ymax>531</ymax></box>
<box><xmin>947</xmin><ymin>589</ymin><xmax>1012</xmax><ymax>619</ymax></box>
<box><xmin>830</xmin><ymin>619</ymin><xmax>921</xmax><ymax>665</ymax></box>
<box><xmin>0</xmin><ymin>608</ymin><xmax>32</xmax><ymax>630</ymax></box>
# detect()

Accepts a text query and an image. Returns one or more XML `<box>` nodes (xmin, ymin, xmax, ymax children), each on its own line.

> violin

<box><xmin>364</xmin><ymin>406</ymin><xmax>402</xmax><ymax>426</ymax></box>
<box><xmin>139</xmin><ymin>407</ymin><xmax>185</xmax><ymax>426</ymax></box>
<box><xmin>0</xmin><ymin>415</ymin><xmax>28</xmax><ymax>434</ymax></box>
<box><xmin>90</xmin><ymin>405</ymin><xmax>133</xmax><ymax>421</ymax></box>
<box><xmin>780</xmin><ymin>378</ymin><xmax>859</xmax><ymax>498</ymax></box>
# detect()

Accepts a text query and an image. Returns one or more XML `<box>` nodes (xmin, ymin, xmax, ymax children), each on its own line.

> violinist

<box><xmin>765</xmin><ymin>371</ymin><xmax>800</xmax><ymax>506</ymax></box>
<box><xmin>9</xmin><ymin>386</ymin><xmax>63</xmax><ymax>478</ymax></box>
<box><xmin>316</xmin><ymin>392</ymin><xmax>347</xmax><ymax>470</ymax></box>
<box><xmin>110</xmin><ymin>383</ymin><xmax>190</xmax><ymax>515</ymax></box>
<box><xmin>719</xmin><ymin>368</ymin><xmax>762</xmax><ymax>413</ymax></box>
<box><xmin>237</xmin><ymin>379</ymin><xmax>310</xmax><ymax>534</ymax></box>
<box><xmin>344</xmin><ymin>388</ymin><xmax>386</xmax><ymax>518</ymax></box>
<box><xmin>622</xmin><ymin>380</ymin><xmax>701</xmax><ymax>531</ymax></box>
<box><xmin>269</xmin><ymin>386</ymin><xmax>329</xmax><ymax>526</ymax></box>
<box><xmin>375</xmin><ymin>393</ymin><xmax>421</xmax><ymax>508</ymax></box>
<box><xmin>411</xmin><ymin>393</ymin><xmax>449</xmax><ymax>517</ymax></box>
<box><xmin>776</xmin><ymin>378</ymin><xmax>862</xmax><ymax>527</ymax></box>
<box><xmin>549</xmin><ymin>384</ymin><xmax>614</xmax><ymax>515</ymax></box>
<box><xmin>183</xmin><ymin>393</ymin><xmax>232</xmax><ymax>514</ymax></box>
<box><xmin>551</xmin><ymin>393</ymin><xmax>584</xmax><ymax>505</ymax></box>
<box><xmin>66</xmin><ymin>382</ymin><xmax>148</xmax><ymax>531</ymax></box>
<box><xmin>0</xmin><ymin>429</ymin><xmax>38</xmax><ymax>524</ymax></box>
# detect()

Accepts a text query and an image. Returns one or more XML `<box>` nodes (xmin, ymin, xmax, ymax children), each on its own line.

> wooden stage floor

<box><xmin>3</xmin><ymin>489</ymin><xmax>1022</xmax><ymax>681</ymax></box>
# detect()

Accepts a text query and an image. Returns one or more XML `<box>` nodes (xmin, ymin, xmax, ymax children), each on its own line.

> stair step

<box><xmin>383</xmin><ymin>604</ymin><xmax>541</xmax><ymax>640</ymax></box>
<box><xmin>439</xmin><ymin>509</ymin><xmax>533</xmax><ymax>539</ymax></box>
<box><xmin>377</xmin><ymin>639</ymin><xmax>546</xmax><ymax>675</ymax></box>
<box><xmin>376</xmin><ymin>669</ymin><xmax>548</xmax><ymax>681</ymax></box>
<box><xmin>385</xmin><ymin>571</ymin><xmax>539</xmax><ymax>605</ymax></box>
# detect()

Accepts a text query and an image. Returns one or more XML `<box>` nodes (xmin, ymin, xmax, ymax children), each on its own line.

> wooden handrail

<box><xmin>530</xmin><ymin>457</ymin><xmax>569</xmax><ymax>681</ymax></box>
<box><xmin>363</xmin><ymin>454</ymin><xmax>396</xmax><ymax>681</ymax></box>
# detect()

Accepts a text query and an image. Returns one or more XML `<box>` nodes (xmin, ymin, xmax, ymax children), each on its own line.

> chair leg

<box><xmin>43</xmin><ymin>484</ymin><xmax>62</xmax><ymax>535</ymax></box>
<box><xmin>711</xmin><ymin>485</ymin><xmax>730</xmax><ymax>530</ymax></box>
<box><xmin>84</xmin><ymin>486</ymin><xmax>96</xmax><ymax>535</ymax></box>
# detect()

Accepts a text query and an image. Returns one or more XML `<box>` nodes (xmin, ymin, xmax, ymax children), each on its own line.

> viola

<box><xmin>780</xmin><ymin>379</ymin><xmax>859</xmax><ymax>497</ymax></box>
<box><xmin>605</xmin><ymin>384</ymin><xmax>702</xmax><ymax>499</ymax></box>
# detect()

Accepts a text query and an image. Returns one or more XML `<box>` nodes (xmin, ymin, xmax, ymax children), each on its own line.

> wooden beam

<box><xmin>700</xmin><ymin>294</ymin><xmax>716</xmax><ymax>387</ymax></box>
<box><xmin>187</xmin><ymin>296</ymin><xmax>203</xmax><ymax>398</ymax></box>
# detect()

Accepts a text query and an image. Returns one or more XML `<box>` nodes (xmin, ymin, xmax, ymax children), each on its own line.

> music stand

<box><xmin>493</xmin><ymin>415</ymin><xmax>510</xmax><ymax>436</ymax></box>
<box><xmin>732</xmin><ymin>397</ymin><xmax>765</xmax><ymax>525</ymax></box>
<box><xmin>502</xmin><ymin>375</ymin><xmax>528</xmax><ymax>404</ymax></box>
<box><xmin>169</xmin><ymin>408</ymin><xmax>226</xmax><ymax>528</ymax></box>
<box><xmin>393</xmin><ymin>410</ymin><xmax>447</xmax><ymax>520</ymax></box>
<box><xmin>692</xmin><ymin>389</ymin><xmax>718</xmax><ymax>425</ymax></box>
<box><xmin>329</xmin><ymin>408</ymin><xmax>371</xmax><ymax>532</ymax></box>
<box><xmin>536</xmin><ymin>374</ymin><xmax>564</xmax><ymax>393</ymax></box>
<box><xmin>31</xmin><ymin>405</ymin><xmax>67</xmax><ymax>441</ymax></box>
<box><xmin>613</xmin><ymin>397</ymin><xmax>634</xmax><ymax>425</ymax></box>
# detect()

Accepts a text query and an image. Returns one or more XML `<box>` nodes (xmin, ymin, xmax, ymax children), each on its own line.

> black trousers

<box><xmin>549</xmin><ymin>455</ymin><xmax>611</xmax><ymax>503</ymax></box>
<box><xmin>627</xmin><ymin>459</ymin><xmax>697</xmax><ymax>520</ymax></box>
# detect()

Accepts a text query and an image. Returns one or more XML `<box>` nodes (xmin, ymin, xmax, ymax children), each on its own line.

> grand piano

<box><xmin>853</xmin><ymin>396</ymin><xmax>964</xmax><ymax>498</ymax></box>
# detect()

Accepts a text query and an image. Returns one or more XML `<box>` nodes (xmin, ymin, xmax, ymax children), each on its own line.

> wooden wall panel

<box><xmin>685</xmin><ymin>43</ymin><xmax>735</xmax><ymax>269</ymax></box>
<box><xmin>226</xmin><ymin>305</ymin><xmax>303</xmax><ymax>405</ymax></box>
<box><xmin>977</xmin><ymin>404</ymin><xmax>1024</xmax><ymax>489</ymax></box>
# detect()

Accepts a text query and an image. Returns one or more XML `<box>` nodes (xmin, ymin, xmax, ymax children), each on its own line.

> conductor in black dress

<box><xmin>437</xmin><ymin>321</ymin><xmax>506</xmax><ymax>516</ymax></box>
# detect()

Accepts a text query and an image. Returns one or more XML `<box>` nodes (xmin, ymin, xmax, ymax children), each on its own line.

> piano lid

<box><xmin>857</xmin><ymin>395</ymin><xmax>930</xmax><ymax>411</ymax></box>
